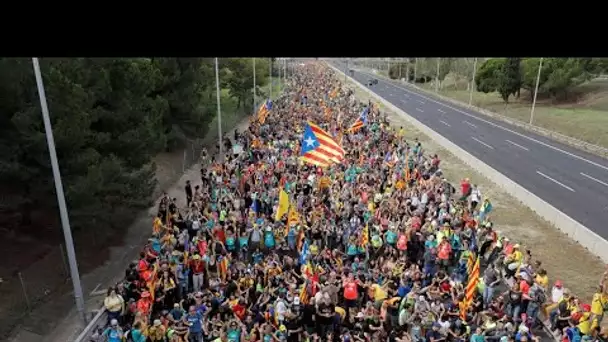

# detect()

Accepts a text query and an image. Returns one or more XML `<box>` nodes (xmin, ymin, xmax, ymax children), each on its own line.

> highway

<box><xmin>331</xmin><ymin>61</ymin><xmax>608</xmax><ymax>240</ymax></box>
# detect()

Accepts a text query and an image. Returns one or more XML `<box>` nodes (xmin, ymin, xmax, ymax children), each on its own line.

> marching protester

<box><xmin>96</xmin><ymin>62</ymin><xmax>608</xmax><ymax>342</ymax></box>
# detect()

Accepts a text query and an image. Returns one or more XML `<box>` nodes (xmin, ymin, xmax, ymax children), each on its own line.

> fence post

<box><xmin>18</xmin><ymin>272</ymin><xmax>31</xmax><ymax>311</ymax></box>
<box><xmin>59</xmin><ymin>243</ymin><xmax>70</xmax><ymax>278</ymax></box>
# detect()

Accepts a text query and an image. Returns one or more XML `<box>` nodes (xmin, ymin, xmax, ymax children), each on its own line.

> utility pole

<box><xmin>32</xmin><ymin>57</ymin><xmax>87</xmax><ymax>325</ymax></box>
<box><xmin>253</xmin><ymin>58</ymin><xmax>257</xmax><ymax>112</ymax></box>
<box><xmin>214</xmin><ymin>58</ymin><xmax>223</xmax><ymax>161</ymax></box>
<box><xmin>530</xmin><ymin>57</ymin><xmax>544</xmax><ymax>125</ymax></box>
<box><xmin>413</xmin><ymin>58</ymin><xmax>418</xmax><ymax>84</ymax></box>
<box><xmin>269</xmin><ymin>58</ymin><xmax>272</xmax><ymax>100</ymax></box>
<box><xmin>405</xmin><ymin>58</ymin><xmax>410</xmax><ymax>83</ymax></box>
<box><xmin>435</xmin><ymin>58</ymin><xmax>440</xmax><ymax>92</ymax></box>
<box><xmin>469</xmin><ymin>57</ymin><xmax>478</xmax><ymax>106</ymax></box>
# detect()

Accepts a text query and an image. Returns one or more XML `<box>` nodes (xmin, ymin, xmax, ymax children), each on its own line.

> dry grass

<box><xmin>345</xmin><ymin>76</ymin><xmax>605</xmax><ymax>303</ymax></box>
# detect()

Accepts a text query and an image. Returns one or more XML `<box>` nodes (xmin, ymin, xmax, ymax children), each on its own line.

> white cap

<box><xmin>110</xmin><ymin>319</ymin><xmax>118</xmax><ymax>326</ymax></box>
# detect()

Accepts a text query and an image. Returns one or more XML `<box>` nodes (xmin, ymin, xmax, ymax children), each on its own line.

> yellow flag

<box><xmin>275</xmin><ymin>189</ymin><xmax>289</xmax><ymax>221</ymax></box>
<box><xmin>287</xmin><ymin>205</ymin><xmax>300</xmax><ymax>227</ymax></box>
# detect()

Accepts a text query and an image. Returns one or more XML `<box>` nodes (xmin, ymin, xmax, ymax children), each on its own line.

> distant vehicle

<box><xmin>367</xmin><ymin>79</ymin><xmax>378</xmax><ymax>86</ymax></box>
<box><xmin>349</xmin><ymin>69</ymin><xmax>355</xmax><ymax>76</ymax></box>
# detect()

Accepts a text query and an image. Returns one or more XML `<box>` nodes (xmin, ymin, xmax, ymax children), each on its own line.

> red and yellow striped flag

<box><xmin>460</xmin><ymin>255</ymin><xmax>480</xmax><ymax>320</ymax></box>
<box><xmin>360</xmin><ymin>223</ymin><xmax>369</xmax><ymax>247</ymax></box>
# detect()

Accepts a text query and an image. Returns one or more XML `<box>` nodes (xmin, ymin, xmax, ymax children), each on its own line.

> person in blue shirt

<box><xmin>102</xmin><ymin>319</ymin><xmax>124</xmax><ymax>342</ymax></box>
<box><xmin>252</xmin><ymin>248</ymin><xmax>264</xmax><ymax>264</ymax></box>
<box><xmin>185</xmin><ymin>305</ymin><xmax>204</xmax><ymax>342</ymax></box>
<box><xmin>264</xmin><ymin>226</ymin><xmax>275</xmax><ymax>249</ymax></box>
<box><xmin>169</xmin><ymin>302</ymin><xmax>185</xmax><ymax>322</ymax></box>
<box><xmin>128</xmin><ymin>321</ymin><xmax>146</xmax><ymax>342</ymax></box>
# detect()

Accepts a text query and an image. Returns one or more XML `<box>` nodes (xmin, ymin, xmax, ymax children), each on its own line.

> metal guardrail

<box><xmin>73</xmin><ymin>307</ymin><xmax>106</xmax><ymax>342</ymax></box>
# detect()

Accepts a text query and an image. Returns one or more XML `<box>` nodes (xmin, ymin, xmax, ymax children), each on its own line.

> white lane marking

<box><xmin>361</xmin><ymin>71</ymin><xmax>608</xmax><ymax>173</ymax></box>
<box><xmin>400</xmin><ymin>99</ymin><xmax>407</xmax><ymax>104</ymax></box>
<box><xmin>438</xmin><ymin>109</ymin><xmax>446</xmax><ymax>113</ymax></box>
<box><xmin>505</xmin><ymin>139</ymin><xmax>530</xmax><ymax>151</ymax></box>
<box><xmin>404</xmin><ymin>94</ymin><xmax>410</xmax><ymax>98</ymax></box>
<box><xmin>463</xmin><ymin>120</ymin><xmax>477</xmax><ymax>128</ymax></box>
<box><xmin>537</xmin><ymin>171</ymin><xmax>575</xmax><ymax>192</ymax></box>
<box><xmin>471</xmin><ymin>137</ymin><xmax>494</xmax><ymax>150</ymax></box>
<box><xmin>440</xmin><ymin>120</ymin><xmax>451</xmax><ymax>127</ymax></box>
<box><xmin>416</xmin><ymin>108</ymin><xmax>424</xmax><ymax>112</ymax></box>
<box><xmin>389</xmin><ymin>93</ymin><xmax>393</xmax><ymax>96</ymax></box>
<box><xmin>417</xmin><ymin>99</ymin><xmax>425</xmax><ymax>104</ymax></box>
<box><xmin>580</xmin><ymin>172</ymin><xmax>608</xmax><ymax>188</ymax></box>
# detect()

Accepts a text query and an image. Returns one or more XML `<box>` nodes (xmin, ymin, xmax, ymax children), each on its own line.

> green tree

<box><xmin>475</xmin><ymin>58</ymin><xmax>505</xmax><ymax>93</ymax></box>
<box><xmin>497</xmin><ymin>58</ymin><xmax>522</xmax><ymax>103</ymax></box>
<box><xmin>521</xmin><ymin>58</ymin><xmax>592</xmax><ymax>100</ymax></box>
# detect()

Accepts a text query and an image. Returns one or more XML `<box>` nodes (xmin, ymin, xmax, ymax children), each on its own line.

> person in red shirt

<box><xmin>343</xmin><ymin>274</ymin><xmax>359</xmax><ymax>318</ymax></box>
<box><xmin>232</xmin><ymin>299</ymin><xmax>247</xmax><ymax>320</ymax></box>
<box><xmin>437</xmin><ymin>236</ymin><xmax>452</xmax><ymax>271</ymax></box>
<box><xmin>460</xmin><ymin>178</ymin><xmax>471</xmax><ymax>202</ymax></box>
<box><xmin>136</xmin><ymin>291</ymin><xmax>152</xmax><ymax>317</ymax></box>
<box><xmin>213</xmin><ymin>225</ymin><xmax>226</xmax><ymax>245</ymax></box>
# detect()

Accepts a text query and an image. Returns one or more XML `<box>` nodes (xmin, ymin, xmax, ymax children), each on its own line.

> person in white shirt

<box><xmin>470</xmin><ymin>185</ymin><xmax>481</xmax><ymax>211</ymax></box>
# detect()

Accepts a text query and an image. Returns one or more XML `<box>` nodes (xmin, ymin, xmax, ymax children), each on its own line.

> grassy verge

<box><xmin>413</xmin><ymin>78</ymin><xmax>608</xmax><ymax>149</ymax></box>
<box><xmin>341</xmin><ymin>71</ymin><xmax>604</xmax><ymax>303</ymax></box>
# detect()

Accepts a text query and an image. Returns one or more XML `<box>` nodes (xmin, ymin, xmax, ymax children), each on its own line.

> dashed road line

<box><xmin>440</xmin><ymin>120</ymin><xmax>451</xmax><ymax>127</ymax></box>
<box><xmin>463</xmin><ymin>120</ymin><xmax>477</xmax><ymax>128</ymax></box>
<box><xmin>537</xmin><ymin>171</ymin><xmax>575</xmax><ymax>192</ymax></box>
<box><xmin>416</xmin><ymin>108</ymin><xmax>424</xmax><ymax>112</ymax></box>
<box><xmin>471</xmin><ymin>137</ymin><xmax>494</xmax><ymax>150</ymax></box>
<box><xmin>580</xmin><ymin>172</ymin><xmax>608</xmax><ymax>188</ymax></box>
<box><xmin>505</xmin><ymin>139</ymin><xmax>530</xmax><ymax>151</ymax></box>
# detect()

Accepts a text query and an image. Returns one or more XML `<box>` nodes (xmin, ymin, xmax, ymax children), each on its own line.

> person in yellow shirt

<box><xmin>505</xmin><ymin>244</ymin><xmax>523</xmax><ymax>276</ymax></box>
<box><xmin>591</xmin><ymin>286</ymin><xmax>608</xmax><ymax>326</ymax></box>
<box><xmin>578</xmin><ymin>304</ymin><xmax>593</xmax><ymax>335</ymax></box>
<box><xmin>534</xmin><ymin>269</ymin><xmax>549</xmax><ymax>291</ymax></box>
<box><xmin>370</xmin><ymin>283</ymin><xmax>389</xmax><ymax>309</ymax></box>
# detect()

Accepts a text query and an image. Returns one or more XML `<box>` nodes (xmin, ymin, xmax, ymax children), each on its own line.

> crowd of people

<box><xmin>96</xmin><ymin>62</ymin><xmax>608</xmax><ymax>342</ymax></box>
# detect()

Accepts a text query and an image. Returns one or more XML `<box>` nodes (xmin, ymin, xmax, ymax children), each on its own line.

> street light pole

<box><xmin>31</xmin><ymin>57</ymin><xmax>87</xmax><ymax>325</ymax></box>
<box><xmin>469</xmin><ymin>57</ymin><xmax>478</xmax><ymax>106</ymax></box>
<box><xmin>530</xmin><ymin>57</ymin><xmax>544</xmax><ymax>125</ymax></box>
<box><xmin>253</xmin><ymin>58</ymin><xmax>257</xmax><ymax>113</ymax></box>
<box><xmin>413</xmin><ymin>58</ymin><xmax>418</xmax><ymax>85</ymax></box>
<box><xmin>269</xmin><ymin>58</ymin><xmax>272</xmax><ymax>100</ymax></box>
<box><xmin>435</xmin><ymin>58</ymin><xmax>440</xmax><ymax>93</ymax></box>
<box><xmin>214</xmin><ymin>58</ymin><xmax>223</xmax><ymax>161</ymax></box>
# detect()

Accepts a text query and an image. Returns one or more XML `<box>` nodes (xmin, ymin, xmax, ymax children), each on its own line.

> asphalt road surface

<box><xmin>331</xmin><ymin>62</ymin><xmax>608</xmax><ymax>241</ymax></box>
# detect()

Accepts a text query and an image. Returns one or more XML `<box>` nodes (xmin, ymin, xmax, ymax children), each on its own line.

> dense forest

<box><xmin>0</xmin><ymin>57</ymin><xmax>271</xmax><ymax>242</ymax></box>
<box><xmin>384</xmin><ymin>58</ymin><xmax>608</xmax><ymax>102</ymax></box>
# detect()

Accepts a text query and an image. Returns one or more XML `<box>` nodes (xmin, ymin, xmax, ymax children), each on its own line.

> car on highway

<box><xmin>367</xmin><ymin>78</ymin><xmax>378</xmax><ymax>86</ymax></box>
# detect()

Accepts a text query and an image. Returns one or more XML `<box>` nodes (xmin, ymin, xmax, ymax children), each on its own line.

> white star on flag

<box><xmin>305</xmin><ymin>137</ymin><xmax>315</xmax><ymax>147</ymax></box>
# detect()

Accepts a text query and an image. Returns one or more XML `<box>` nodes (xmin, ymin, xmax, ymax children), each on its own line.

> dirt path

<box><xmin>346</xmin><ymin>81</ymin><xmax>605</xmax><ymax>303</ymax></box>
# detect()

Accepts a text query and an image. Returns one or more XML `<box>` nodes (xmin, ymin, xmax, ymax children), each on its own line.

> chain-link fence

<box><xmin>0</xmin><ymin>244</ymin><xmax>70</xmax><ymax>339</ymax></box>
<box><xmin>357</xmin><ymin>58</ymin><xmax>608</xmax><ymax>152</ymax></box>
